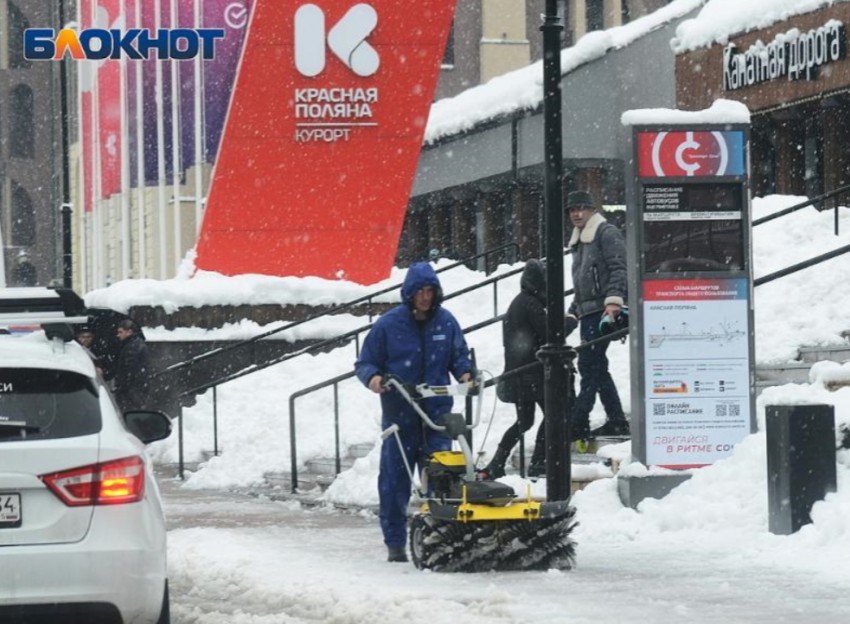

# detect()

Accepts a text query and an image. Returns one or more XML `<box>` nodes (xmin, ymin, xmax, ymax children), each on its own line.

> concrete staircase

<box><xmin>255</xmin><ymin>436</ymin><xmax>622</xmax><ymax>498</ymax></box>
<box><xmin>263</xmin><ymin>441</ymin><xmax>374</xmax><ymax>493</ymax></box>
<box><xmin>756</xmin><ymin>331</ymin><xmax>850</xmax><ymax>395</ymax></box>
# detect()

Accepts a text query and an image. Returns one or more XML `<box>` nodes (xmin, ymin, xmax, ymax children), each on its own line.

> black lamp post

<box><xmin>538</xmin><ymin>0</ymin><xmax>575</xmax><ymax>502</ymax></box>
<box><xmin>58</xmin><ymin>0</ymin><xmax>73</xmax><ymax>288</ymax></box>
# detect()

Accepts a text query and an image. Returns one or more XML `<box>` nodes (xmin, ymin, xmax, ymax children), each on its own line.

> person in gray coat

<box><xmin>565</xmin><ymin>191</ymin><xmax>629</xmax><ymax>439</ymax></box>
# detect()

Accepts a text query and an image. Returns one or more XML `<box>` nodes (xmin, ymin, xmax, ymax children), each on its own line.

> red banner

<box><xmin>195</xmin><ymin>0</ymin><xmax>457</xmax><ymax>284</ymax></box>
<box><xmin>79</xmin><ymin>0</ymin><xmax>95</xmax><ymax>212</ymax></box>
<box><xmin>96</xmin><ymin>0</ymin><xmax>123</xmax><ymax>199</ymax></box>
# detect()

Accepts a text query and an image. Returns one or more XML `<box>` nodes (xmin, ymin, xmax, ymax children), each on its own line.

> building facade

<box><xmin>0</xmin><ymin>0</ymin><xmax>66</xmax><ymax>286</ymax></box>
<box><xmin>676</xmin><ymin>1</ymin><xmax>850</xmax><ymax>199</ymax></box>
<box><xmin>436</xmin><ymin>0</ymin><xmax>675</xmax><ymax>100</ymax></box>
<box><xmin>401</xmin><ymin>3</ymin><xmax>695</xmax><ymax>270</ymax></box>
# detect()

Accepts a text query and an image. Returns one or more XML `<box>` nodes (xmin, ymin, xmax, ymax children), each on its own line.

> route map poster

<box><xmin>643</xmin><ymin>278</ymin><xmax>751</xmax><ymax>468</ymax></box>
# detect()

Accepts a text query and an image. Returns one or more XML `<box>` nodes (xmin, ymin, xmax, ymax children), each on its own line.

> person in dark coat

<box><xmin>481</xmin><ymin>259</ymin><xmax>550</xmax><ymax>479</ymax></box>
<box><xmin>565</xmin><ymin>190</ymin><xmax>629</xmax><ymax>440</ymax></box>
<box><xmin>12</xmin><ymin>252</ymin><xmax>37</xmax><ymax>287</ymax></box>
<box><xmin>355</xmin><ymin>262</ymin><xmax>474</xmax><ymax>563</ymax></box>
<box><xmin>113</xmin><ymin>319</ymin><xmax>151</xmax><ymax>413</ymax></box>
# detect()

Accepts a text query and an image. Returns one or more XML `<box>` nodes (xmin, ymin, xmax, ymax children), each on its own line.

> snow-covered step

<box><xmin>264</xmin><ymin>471</ymin><xmax>321</xmax><ymax>492</ymax></box>
<box><xmin>305</xmin><ymin>457</ymin><xmax>355</xmax><ymax>477</ymax></box>
<box><xmin>200</xmin><ymin>450</ymin><xmax>220</xmax><ymax>462</ymax></box>
<box><xmin>798</xmin><ymin>344</ymin><xmax>850</xmax><ymax>364</ymax></box>
<box><xmin>159</xmin><ymin>461</ymin><xmax>201</xmax><ymax>476</ymax></box>
<box><xmin>756</xmin><ymin>362</ymin><xmax>812</xmax><ymax>383</ymax></box>
<box><xmin>348</xmin><ymin>442</ymin><xmax>375</xmax><ymax>459</ymax></box>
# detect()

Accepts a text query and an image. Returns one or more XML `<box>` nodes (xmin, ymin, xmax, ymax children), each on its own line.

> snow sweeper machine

<box><xmin>381</xmin><ymin>374</ymin><xmax>577</xmax><ymax>572</ymax></box>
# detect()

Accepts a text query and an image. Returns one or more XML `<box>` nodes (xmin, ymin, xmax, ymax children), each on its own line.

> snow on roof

<box><xmin>424</xmin><ymin>0</ymin><xmax>703</xmax><ymax>145</ymax></box>
<box><xmin>672</xmin><ymin>0</ymin><xmax>841</xmax><ymax>53</ymax></box>
<box><xmin>84</xmin><ymin>259</ymin><xmax>515</xmax><ymax>316</ymax></box>
<box><xmin>85</xmin><ymin>269</ymin><xmax>402</xmax><ymax>314</ymax></box>
<box><xmin>621</xmin><ymin>98</ymin><xmax>750</xmax><ymax>125</ymax></box>
<box><xmin>0</xmin><ymin>332</ymin><xmax>95</xmax><ymax>378</ymax></box>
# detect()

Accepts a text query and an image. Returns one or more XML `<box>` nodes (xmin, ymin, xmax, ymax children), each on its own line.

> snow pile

<box><xmin>425</xmin><ymin>0</ymin><xmax>703</xmax><ymax>144</ymax></box>
<box><xmin>810</xmin><ymin>360</ymin><xmax>850</xmax><ymax>387</ymax></box>
<box><xmin>84</xmin><ymin>259</ymin><xmax>519</xmax><ymax>315</ymax></box>
<box><xmin>752</xmin><ymin>195</ymin><xmax>850</xmax><ymax>362</ymax></box>
<box><xmin>672</xmin><ymin>0</ymin><xmax>840</xmax><ymax>53</ymax></box>
<box><xmin>84</xmin><ymin>267</ymin><xmax>402</xmax><ymax>314</ymax></box>
<box><xmin>144</xmin><ymin>315</ymin><xmax>367</xmax><ymax>342</ymax></box>
<box><xmin>147</xmin><ymin>194</ymin><xmax>850</xmax><ymax>503</ymax></box>
<box><xmin>621</xmin><ymin>98</ymin><xmax>750</xmax><ymax>125</ymax></box>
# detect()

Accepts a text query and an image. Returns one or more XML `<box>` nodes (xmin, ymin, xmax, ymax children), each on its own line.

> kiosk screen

<box><xmin>643</xmin><ymin>184</ymin><xmax>745</xmax><ymax>274</ymax></box>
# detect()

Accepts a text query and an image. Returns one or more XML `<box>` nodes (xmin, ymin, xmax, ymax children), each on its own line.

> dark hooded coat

<box><xmin>501</xmin><ymin>259</ymin><xmax>548</xmax><ymax>402</ymax></box>
<box><xmin>114</xmin><ymin>333</ymin><xmax>151</xmax><ymax>412</ymax></box>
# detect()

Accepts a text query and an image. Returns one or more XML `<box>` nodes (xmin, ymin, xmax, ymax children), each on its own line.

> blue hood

<box><xmin>401</xmin><ymin>263</ymin><xmax>442</xmax><ymax>304</ymax></box>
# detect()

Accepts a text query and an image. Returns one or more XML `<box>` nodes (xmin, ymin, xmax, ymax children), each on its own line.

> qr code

<box><xmin>716</xmin><ymin>404</ymin><xmax>728</xmax><ymax>417</ymax></box>
<box><xmin>653</xmin><ymin>404</ymin><xmax>666</xmax><ymax>416</ymax></box>
<box><xmin>729</xmin><ymin>404</ymin><xmax>740</xmax><ymax>417</ymax></box>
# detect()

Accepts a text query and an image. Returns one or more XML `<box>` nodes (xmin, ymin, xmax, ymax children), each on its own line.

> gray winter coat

<box><xmin>568</xmin><ymin>212</ymin><xmax>627</xmax><ymax>318</ymax></box>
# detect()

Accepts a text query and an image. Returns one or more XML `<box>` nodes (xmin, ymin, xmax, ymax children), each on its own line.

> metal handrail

<box><xmin>156</xmin><ymin>242</ymin><xmax>519</xmax><ymax>379</ymax></box>
<box><xmin>167</xmin><ymin>183</ymin><xmax>848</xmax><ymax>384</ymax></box>
<box><xmin>286</xmin><ymin>285</ymin><xmax>582</xmax><ymax>491</ymax></box>
<box><xmin>753</xmin><ymin>183</ymin><xmax>850</xmax><ymax>230</ymax></box>
<box><xmin>285</xmin><ymin>238</ymin><xmax>850</xmax><ymax>489</ymax></box>
<box><xmin>754</xmin><ymin>243</ymin><xmax>850</xmax><ymax>287</ymax></box>
<box><xmin>177</xmin><ymin>249</ymin><xmax>572</xmax><ymax>398</ymax></box>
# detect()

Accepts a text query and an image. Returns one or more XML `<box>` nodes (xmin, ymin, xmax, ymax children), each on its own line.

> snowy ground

<box><xmin>161</xmin><ymin>452</ymin><xmax>850</xmax><ymax>624</ymax></box>
<box><xmin>91</xmin><ymin>192</ymin><xmax>850</xmax><ymax>621</ymax></box>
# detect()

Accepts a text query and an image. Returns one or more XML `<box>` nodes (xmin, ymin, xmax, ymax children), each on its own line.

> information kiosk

<box><xmin>619</xmin><ymin>102</ymin><xmax>757</xmax><ymax>507</ymax></box>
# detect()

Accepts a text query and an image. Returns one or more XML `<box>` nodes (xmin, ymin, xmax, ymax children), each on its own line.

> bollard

<box><xmin>766</xmin><ymin>404</ymin><xmax>837</xmax><ymax>535</ymax></box>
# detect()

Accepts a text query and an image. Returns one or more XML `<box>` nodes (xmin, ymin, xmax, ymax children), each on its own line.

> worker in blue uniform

<box><xmin>355</xmin><ymin>262</ymin><xmax>473</xmax><ymax>563</ymax></box>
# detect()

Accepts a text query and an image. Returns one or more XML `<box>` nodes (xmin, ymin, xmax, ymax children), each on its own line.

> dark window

<box><xmin>621</xmin><ymin>0</ymin><xmax>631</xmax><ymax>25</ymax></box>
<box><xmin>643</xmin><ymin>184</ymin><xmax>746</xmax><ymax>274</ymax></box>
<box><xmin>586</xmin><ymin>0</ymin><xmax>605</xmax><ymax>33</ymax></box>
<box><xmin>442</xmin><ymin>20</ymin><xmax>455</xmax><ymax>66</ymax></box>
<box><xmin>804</xmin><ymin>116</ymin><xmax>824</xmax><ymax>198</ymax></box>
<box><xmin>7</xmin><ymin>3</ymin><xmax>31</xmax><ymax>69</ymax></box>
<box><xmin>10</xmin><ymin>84</ymin><xmax>35</xmax><ymax>159</ymax></box>
<box><xmin>0</xmin><ymin>370</ymin><xmax>101</xmax><ymax>442</ymax></box>
<box><xmin>11</xmin><ymin>181</ymin><xmax>36</xmax><ymax>246</ymax></box>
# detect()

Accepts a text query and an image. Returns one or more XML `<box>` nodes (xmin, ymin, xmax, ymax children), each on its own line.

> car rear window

<box><xmin>0</xmin><ymin>369</ymin><xmax>101</xmax><ymax>442</ymax></box>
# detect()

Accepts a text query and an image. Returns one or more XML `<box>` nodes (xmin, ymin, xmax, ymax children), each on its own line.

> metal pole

<box><xmin>58</xmin><ymin>0</ymin><xmax>73</xmax><ymax>288</ymax></box>
<box><xmin>538</xmin><ymin>0</ymin><xmax>573</xmax><ymax>503</ymax></box>
<box><xmin>213</xmin><ymin>386</ymin><xmax>219</xmax><ymax>456</ymax></box>
<box><xmin>334</xmin><ymin>384</ymin><xmax>341</xmax><ymax>475</ymax></box>
<box><xmin>61</xmin><ymin>204</ymin><xmax>73</xmax><ymax>288</ymax></box>
<box><xmin>178</xmin><ymin>405</ymin><xmax>185</xmax><ymax>480</ymax></box>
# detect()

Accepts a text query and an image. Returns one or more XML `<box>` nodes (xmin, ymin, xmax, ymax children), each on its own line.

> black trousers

<box><xmin>498</xmin><ymin>394</ymin><xmax>546</xmax><ymax>463</ymax></box>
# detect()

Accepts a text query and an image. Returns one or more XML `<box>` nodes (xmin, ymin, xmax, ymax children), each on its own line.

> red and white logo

<box><xmin>644</xmin><ymin>131</ymin><xmax>728</xmax><ymax>177</ymax></box>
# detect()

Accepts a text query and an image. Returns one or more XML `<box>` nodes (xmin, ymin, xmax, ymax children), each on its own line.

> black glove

<box><xmin>564</xmin><ymin>315</ymin><xmax>578</xmax><ymax>337</ymax></box>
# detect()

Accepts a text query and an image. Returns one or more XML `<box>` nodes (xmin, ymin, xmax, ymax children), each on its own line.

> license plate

<box><xmin>0</xmin><ymin>493</ymin><xmax>21</xmax><ymax>528</ymax></box>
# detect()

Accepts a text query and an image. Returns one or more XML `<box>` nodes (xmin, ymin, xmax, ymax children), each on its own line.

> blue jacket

<box><xmin>355</xmin><ymin>263</ymin><xmax>473</xmax><ymax>421</ymax></box>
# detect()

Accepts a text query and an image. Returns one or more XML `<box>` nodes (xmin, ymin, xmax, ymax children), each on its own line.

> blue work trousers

<box><xmin>379</xmin><ymin>411</ymin><xmax>450</xmax><ymax>548</ymax></box>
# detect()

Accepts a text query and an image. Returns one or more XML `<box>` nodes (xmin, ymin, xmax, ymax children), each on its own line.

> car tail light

<box><xmin>41</xmin><ymin>456</ymin><xmax>146</xmax><ymax>506</ymax></box>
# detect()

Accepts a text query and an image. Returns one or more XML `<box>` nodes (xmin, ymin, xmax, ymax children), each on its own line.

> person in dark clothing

<box><xmin>565</xmin><ymin>190</ymin><xmax>629</xmax><ymax>440</ymax></box>
<box><xmin>12</xmin><ymin>252</ymin><xmax>37</xmax><ymax>287</ymax></box>
<box><xmin>113</xmin><ymin>319</ymin><xmax>151</xmax><ymax>413</ymax></box>
<box><xmin>482</xmin><ymin>259</ymin><xmax>550</xmax><ymax>479</ymax></box>
<box><xmin>355</xmin><ymin>262</ymin><xmax>474</xmax><ymax>563</ymax></box>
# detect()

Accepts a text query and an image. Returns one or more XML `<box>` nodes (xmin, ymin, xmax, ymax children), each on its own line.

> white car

<box><xmin>0</xmin><ymin>289</ymin><xmax>171</xmax><ymax>624</ymax></box>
